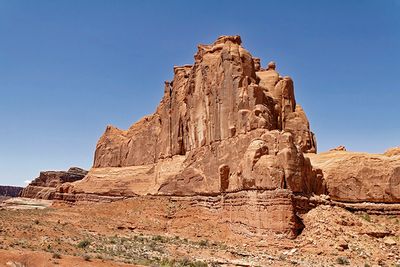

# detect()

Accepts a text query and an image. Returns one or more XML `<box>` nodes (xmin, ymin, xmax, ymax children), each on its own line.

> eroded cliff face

<box><xmin>46</xmin><ymin>36</ymin><xmax>324</xmax><ymax>237</ymax></box>
<box><xmin>20</xmin><ymin>167</ymin><xmax>87</xmax><ymax>199</ymax></box>
<box><xmin>307</xmin><ymin>151</ymin><xmax>400</xmax><ymax>203</ymax></box>
<box><xmin>81</xmin><ymin>36</ymin><xmax>323</xmax><ymax>200</ymax></box>
<box><xmin>18</xmin><ymin>36</ymin><xmax>400</xmax><ymax>239</ymax></box>
<box><xmin>93</xmin><ymin>35</ymin><xmax>316</xmax><ymax>169</ymax></box>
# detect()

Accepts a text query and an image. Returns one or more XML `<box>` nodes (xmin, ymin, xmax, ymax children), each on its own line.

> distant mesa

<box><xmin>0</xmin><ymin>186</ymin><xmax>23</xmax><ymax>198</ymax></box>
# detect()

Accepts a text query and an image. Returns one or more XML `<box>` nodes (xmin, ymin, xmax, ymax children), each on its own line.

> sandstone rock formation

<box><xmin>61</xmin><ymin>36</ymin><xmax>323</xmax><ymax>198</ymax></box>
<box><xmin>306</xmin><ymin>150</ymin><xmax>400</xmax><ymax>203</ymax></box>
<box><xmin>20</xmin><ymin>35</ymin><xmax>400</xmax><ymax>237</ymax></box>
<box><xmin>87</xmin><ymin>36</ymin><xmax>320</xmax><ymax>196</ymax></box>
<box><xmin>384</xmin><ymin>147</ymin><xmax>400</xmax><ymax>157</ymax></box>
<box><xmin>329</xmin><ymin>145</ymin><xmax>346</xmax><ymax>152</ymax></box>
<box><xmin>45</xmin><ymin>36</ymin><xmax>326</xmax><ymax>237</ymax></box>
<box><xmin>93</xmin><ymin>35</ymin><xmax>316</xmax><ymax>169</ymax></box>
<box><xmin>20</xmin><ymin>167</ymin><xmax>87</xmax><ymax>199</ymax></box>
<box><xmin>20</xmin><ymin>35</ymin><xmax>400</xmax><ymax>236</ymax></box>
<box><xmin>0</xmin><ymin>186</ymin><xmax>23</xmax><ymax>197</ymax></box>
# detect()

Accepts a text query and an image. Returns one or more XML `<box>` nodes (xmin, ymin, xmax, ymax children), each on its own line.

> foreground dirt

<box><xmin>0</xmin><ymin>249</ymin><xmax>138</xmax><ymax>267</ymax></box>
<box><xmin>0</xmin><ymin>198</ymin><xmax>399</xmax><ymax>266</ymax></box>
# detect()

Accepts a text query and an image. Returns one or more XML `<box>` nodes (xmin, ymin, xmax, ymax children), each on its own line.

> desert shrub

<box><xmin>173</xmin><ymin>258</ymin><xmax>207</xmax><ymax>267</ymax></box>
<box><xmin>191</xmin><ymin>261</ymin><xmax>207</xmax><ymax>267</ymax></box>
<box><xmin>82</xmin><ymin>254</ymin><xmax>91</xmax><ymax>261</ymax></box>
<box><xmin>199</xmin><ymin>240</ymin><xmax>209</xmax><ymax>247</ymax></box>
<box><xmin>336</xmin><ymin>256</ymin><xmax>350</xmax><ymax>265</ymax></box>
<box><xmin>77</xmin><ymin>239</ymin><xmax>90</xmax><ymax>248</ymax></box>
<box><xmin>52</xmin><ymin>252</ymin><xmax>61</xmax><ymax>259</ymax></box>
<box><xmin>279</xmin><ymin>254</ymin><xmax>287</xmax><ymax>261</ymax></box>
<box><xmin>158</xmin><ymin>258</ymin><xmax>174</xmax><ymax>267</ymax></box>
<box><xmin>152</xmin><ymin>235</ymin><xmax>165</xmax><ymax>242</ymax></box>
<box><xmin>361</xmin><ymin>213</ymin><xmax>371</xmax><ymax>222</ymax></box>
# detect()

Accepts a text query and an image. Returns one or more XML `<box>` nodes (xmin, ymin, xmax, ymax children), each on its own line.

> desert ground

<box><xmin>0</xmin><ymin>198</ymin><xmax>398</xmax><ymax>267</ymax></box>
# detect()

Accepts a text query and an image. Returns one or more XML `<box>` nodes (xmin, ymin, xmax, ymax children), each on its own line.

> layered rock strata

<box><xmin>48</xmin><ymin>36</ymin><xmax>325</xmax><ymax>237</ymax></box>
<box><xmin>61</xmin><ymin>36</ymin><xmax>324</xmax><ymax>200</ymax></box>
<box><xmin>23</xmin><ymin>35</ymin><xmax>400</xmax><ymax>233</ymax></box>
<box><xmin>306</xmin><ymin>150</ymin><xmax>400</xmax><ymax>203</ymax></box>
<box><xmin>20</xmin><ymin>167</ymin><xmax>87</xmax><ymax>199</ymax></box>
<box><xmin>93</xmin><ymin>35</ymin><xmax>316</xmax><ymax>169</ymax></box>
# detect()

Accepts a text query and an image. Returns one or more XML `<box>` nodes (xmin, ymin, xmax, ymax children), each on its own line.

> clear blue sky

<box><xmin>1</xmin><ymin>0</ymin><xmax>399</xmax><ymax>186</ymax></box>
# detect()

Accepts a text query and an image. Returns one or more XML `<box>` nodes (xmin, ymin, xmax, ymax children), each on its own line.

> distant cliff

<box><xmin>0</xmin><ymin>186</ymin><xmax>23</xmax><ymax>197</ymax></box>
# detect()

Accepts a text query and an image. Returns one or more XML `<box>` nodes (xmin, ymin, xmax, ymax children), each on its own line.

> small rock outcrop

<box><xmin>329</xmin><ymin>145</ymin><xmax>347</xmax><ymax>152</ymax></box>
<box><xmin>20</xmin><ymin>167</ymin><xmax>87</xmax><ymax>199</ymax></box>
<box><xmin>306</xmin><ymin>150</ymin><xmax>400</xmax><ymax>203</ymax></box>
<box><xmin>384</xmin><ymin>147</ymin><xmax>400</xmax><ymax>157</ymax></box>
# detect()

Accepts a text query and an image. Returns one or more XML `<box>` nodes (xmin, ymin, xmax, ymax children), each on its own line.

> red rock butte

<box><xmin>21</xmin><ymin>35</ymin><xmax>400</xmax><ymax>237</ymax></box>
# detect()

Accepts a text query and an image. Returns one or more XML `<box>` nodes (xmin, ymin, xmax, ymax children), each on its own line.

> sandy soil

<box><xmin>0</xmin><ymin>249</ymin><xmax>140</xmax><ymax>267</ymax></box>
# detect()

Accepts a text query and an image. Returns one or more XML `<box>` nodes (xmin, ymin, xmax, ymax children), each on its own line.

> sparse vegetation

<box><xmin>361</xmin><ymin>213</ymin><xmax>371</xmax><ymax>222</ymax></box>
<box><xmin>82</xmin><ymin>254</ymin><xmax>91</xmax><ymax>261</ymax></box>
<box><xmin>199</xmin><ymin>239</ymin><xmax>209</xmax><ymax>247</ymax></box>
<box><xmin>279</xmin><ymin>254</ymin><xmax>287</xmax><ymax>261</ymax></box>
<box><xmin>52</xmin><ymin>252</ymin><xmax>61</xmax><ymax>259</ymax></box>
<box><xmin>336</xmin><ymin>256</ymin><xmax>350</xmax><ymax>265</ymax></box>
<box><xmin>152</xmin><ymin>235</ymin><xmax>166</xmax><ymax>243</ymax></box>
<box><xmin>1</xmin><ymin>198</ymin><xmax>399</xmax><ymax>266</ymax></box>
<box><xmin>166</xmin><ymin>257</ymin><xmax>207</xmax><ymax>267</ymax></box>
<box><xmin>77</xmin><ymin>239</ymin><xmax>91</xmax><ymax>248</ymax></box>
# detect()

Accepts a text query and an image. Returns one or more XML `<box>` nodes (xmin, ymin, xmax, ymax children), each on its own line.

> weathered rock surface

<box><xmin>25</xmin><ymin>35</ymin><xmax>400</xmax><ymax>235</ymax></box>
<box><xmin>306</xmin><ymin>150</ymin><xmax>400</xmax><ymax>203</ymax></box>
<box><xmin>46</xmin><ymin>36</ymin><xmax>325</xmax><ymax>236</ymax></box>
<box><xmin>329</xmin><ymin>145</ymin><xmax>346</xmax><ymax>152</ymax></box>
<box><xmin>55</xmin><ymin>36</ymin><xmax>323</xmax><ymax>205</ymax></box>
<box><xmin>384</xmin><ymin>147</ymin><xmax>400</xmax><ymax>157</ymax></box>
<box><xmin>20</xmin><ymin>167</ymin><xmax>87</xmax><ymax>199</ymax></box>
<box><xmin>93</xmin><ymin>35</ymin><xmax>316</xmax><ymax>169</ymax></box>
<box><xmin>0</xmin><ymin>186</ymin><xmax>22</xmax><ymax>197</ymax></box>
<box><xmin>84</xmin><ymin>36</ymin><xmax>321</xmax><ymax>197</ymax></box>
